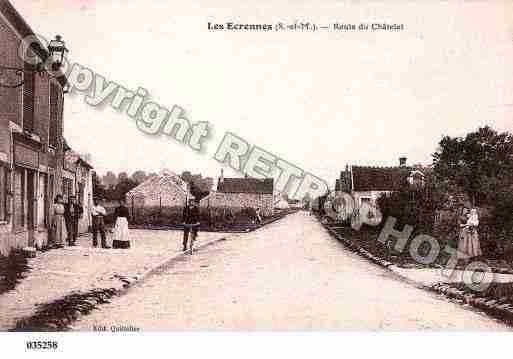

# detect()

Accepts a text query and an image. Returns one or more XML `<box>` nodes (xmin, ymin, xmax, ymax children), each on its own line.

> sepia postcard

<box><xmin>0</xmin><ymin>0</ymin><xmax>512</xmax><ymax>356</ymax></box>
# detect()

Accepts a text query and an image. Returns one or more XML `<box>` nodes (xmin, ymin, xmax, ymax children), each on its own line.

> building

<box><xmin>274</xmin><ymin>195</ymin><xmax>290</xmax><ymax>210</ymax></box>
<box><xmin>0</xmin><ymin>1</ymin><xmax>68</xmax><ymax>254</ymax></box>
<box><xmin>200</xmin><ymin>171</ymin><xmax>274</xmax><ymax>216</ymax></box>
<box><xmin>125</xmin><ymin>170</ymin><xmax>190</xmax><ymax>208</ymax></box>
<box><xmin>338</xmin><ymin>157</ymin><xmax>428</xmax><ymax>208</ymax></box>
<box><xmin>63</xmin><ymin>144</ymin><xmax>94</xmax><ymax>234</ymax></box>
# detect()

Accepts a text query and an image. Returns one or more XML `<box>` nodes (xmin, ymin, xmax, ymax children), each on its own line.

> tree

<box><xmin>113</xmin><ymin>178</ymin><xmax>138</xmax><ymax>200</ymax></box>
<box><xmin>118</xmin><ymin>172</ymin><xmax>129</xmax><ymax>182</ymax></box>
<box><xmin>102</xmin><ymin>171</ymin><xmax>118</xmax><ymax>189</ymax></box>
<box><xmin>433</xmin><ymin>126</ymin><xmax>513</xmax><ymax>205</ymax></box>
<box><xmin>181</xmin><ymin>171</ymin><xmax>193</xmax><ymax>184</ymax></box>
<box><xmin>131</xmin><ymin>170</ymin><xmax>147</xmax><ymax>184</ymax></box>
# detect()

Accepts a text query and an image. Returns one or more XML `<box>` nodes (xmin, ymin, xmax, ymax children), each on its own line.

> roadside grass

<box><xmin>327</xmin><ymin>222</ymin><xmax>513</xmax><ymax>273</ymax></box>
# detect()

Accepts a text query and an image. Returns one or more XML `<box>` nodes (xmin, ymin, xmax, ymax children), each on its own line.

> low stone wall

<box><xmin>200</xmin><ymin>192</ymin><xmax>273</xmax><ymax>216</ymax></box>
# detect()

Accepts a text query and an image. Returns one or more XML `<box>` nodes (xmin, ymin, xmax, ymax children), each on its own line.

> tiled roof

<box><xmin>217</xmin><ymin>178</ymin><xmax>273</xmax><ymax>194</ymax></box>
<box><xmin>351</xmin><ymin>166</ymin><xmax>425</xmax><ymax>192</ymax></box>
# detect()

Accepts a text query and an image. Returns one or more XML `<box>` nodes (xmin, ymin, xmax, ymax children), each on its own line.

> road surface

<box><xmin>72</xmin><ymin>211</ymin><xmax>508</xmax><ymax>330</ymax></box>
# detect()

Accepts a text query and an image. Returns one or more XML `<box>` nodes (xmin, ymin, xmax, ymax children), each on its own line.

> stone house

<box><xmin>0</xmin><ymin>1</ymin><xmax>68</xmax><ymax>254</ymax></box>
<box><xmin>200</xmin><ymin>174</ymin><xmax>274</xmax><ymax>216</ymax></box>
<box><xmin>337</xmin><ymin>157</ymin><xmax>428</xmax><ymax>209</ymax></box>
<box><xmin>125</xmin><ymin>170</ymin><xmax>190</xmax><ymax>209</ymax></box>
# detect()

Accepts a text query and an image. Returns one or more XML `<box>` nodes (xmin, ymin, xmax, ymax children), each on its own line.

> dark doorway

<box><xmin>26</xmin><ymin>170</ymin><xmax>35</xmax><ymax>246</ymax></box>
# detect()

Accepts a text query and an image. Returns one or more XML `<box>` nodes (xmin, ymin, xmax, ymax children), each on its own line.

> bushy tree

<box><xmin>112</xmin><ymin>178</ymin><xmax>138</xmax><ymax>200</ymax></box>
<box><xmin>131</xmin><ymin>170</ymin><xmax>147</xmax><ymax>184</ymax></box>
<box><xmin>433</xmin><ymin>126</ymin><xmax>513</xmax><ymax>205</ymax></box>
<box><xmin>102</xmin><ymin>171</ymin><xmax>118</xmax><ymax>189</ymax></box>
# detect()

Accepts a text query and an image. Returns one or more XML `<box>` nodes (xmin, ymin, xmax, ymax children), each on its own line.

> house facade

<box><xmin>337</xmin><ymin>157</ymin><xmax>428</xmax><ymax>209</ymax></box>
<box><xmin>0</xmin><ymin>2</ymin><xmax>67</xmax><ymax>254</ymax></box>
<box><xmin>200</xmin><ymin>175</ymin><xmax>274</xmax><ymax>216</ymax></box>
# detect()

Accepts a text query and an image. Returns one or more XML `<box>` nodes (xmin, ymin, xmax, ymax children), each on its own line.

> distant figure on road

<box><xmin>91</xmin><ymin>198</ymin><xmax>110</xmax><ymax>249</ymax></box>
<box><xmin>113</xmin><ymin>198</ymin><xmax>131</xmax><ymax>249</ymax></box>
<box><xmin>51</xmin><ymin>194</ymin><xmax>67</xmax><ymax>248</ymax></box>
<box><xmin>182</xmin><ymin>199</ymin><xmax>200</xmax><ymax>252</ymax></box>
<box><xmin>255</xmin><ymin>207</ymin><xmax>262</xmax><ymax>224</ymax></box>
<box><xmin>64</xmin><ymin>195</ymin><xmax>83</xmax><ymax>246</ymax></box>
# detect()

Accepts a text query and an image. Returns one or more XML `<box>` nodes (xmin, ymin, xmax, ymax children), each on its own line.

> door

<box><xmin>37</xmin><ymin>173</ymin><xmax>47</xmax><ymax>228</ymax></box>
<box><xmin>26</xmin><ymin>171</ymin><xmax>35</xmax><ymax>247</ymax></box>
<box><xmin>13</xmin><ymin>167</ymin><xmax>24</xmax><ymax>231</ymax></box>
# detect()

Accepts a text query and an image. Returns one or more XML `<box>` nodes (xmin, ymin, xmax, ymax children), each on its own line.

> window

<box><xmin>23</xmin><ymin>67</ymin><xmax>35</xmax><ymax>133</ymax></box>
<box><xmin>49</xmin><ymin>83</ymin><xmax>59</xmax><ymax>148</ymax></box>
<box><xmin>0</xmin><ymin>166</ymin><xmax>9</xmax><ymax>222</ymax></box>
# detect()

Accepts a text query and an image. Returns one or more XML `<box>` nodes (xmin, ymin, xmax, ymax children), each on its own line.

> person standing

<box><xmin>64</xmin><ymin>195</ymin><xmax>83</xmax><ymax>246</ymax></box>
<box><xmin>182</xmin><ymin>199</ymin><xmax>200</xmax><ymax>252</ymax></box>
<box><xmin>457</xmin><ymin>207</ymin><xmax>483</xmax><ymax>261</ymax></box>
<box><xmin>51</xmin><ymin>194</ymin><xmax>67</xmax><ymax>248</ymax></box>
<box><xmin>112</xmin><ymin>198</ymin><xmax>131</xmax><ymax>249</ymax></box>
<box><xmin>91</xmin><ymin>198</ymin><xmax>110</xmax><ymax>248</ymax></box>
<box><xmin>255</xmin><ymin>207</ymin><xmax>262</xmax><ymax>224</ymax></box>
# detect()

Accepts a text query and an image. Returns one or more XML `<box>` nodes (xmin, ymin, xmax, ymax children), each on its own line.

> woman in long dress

<box><xmin>457</xmin><ymin>207</ymin><xmax>482</xmax><ymax>260</ymax></box>
<box><xmin>51</xmin><ymin>194</ymin><xmax>67</xmax><ymax>248</ymax></box>
<box><xmin>112</xmin><ymin>198</ymin><xmax>131</xmax><ymax>249</ymax></box>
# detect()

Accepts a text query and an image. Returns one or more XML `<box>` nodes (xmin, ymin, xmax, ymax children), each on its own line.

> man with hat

<box><xmin>64</xmin><ymin>194</ymin><xmax>83</xmax><ymax>246</ymax></box>
<box><xmin>182</xmin><ymin>198</ymin><xmax>200</xmax><ymax>252</ymax></box>
<box><xmin>91</xmin><ymin>197</ymin><xmax>110</xmax><ymax>248</ymax></box>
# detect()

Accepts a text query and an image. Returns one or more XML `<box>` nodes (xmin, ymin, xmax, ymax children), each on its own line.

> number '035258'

<box><xmin>26</xmin><ymin>341</ymin><xmax>58</xmax><ymax>350</ymax></box>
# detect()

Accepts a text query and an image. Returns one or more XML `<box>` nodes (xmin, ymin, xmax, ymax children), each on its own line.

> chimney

<box><xmin>399</xmin><ymin>157</ymin><xmax>407</xmax><ymax>167</ymax></box>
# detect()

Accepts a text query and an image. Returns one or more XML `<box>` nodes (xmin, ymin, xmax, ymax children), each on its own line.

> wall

<box><xmin>200</xmin><ymin>192</ymin><xmax>274</xmax><ymax>216</ymax></box>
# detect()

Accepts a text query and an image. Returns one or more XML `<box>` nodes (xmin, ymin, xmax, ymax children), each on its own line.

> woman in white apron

<box><xmin>51</xmin><ymin>194</ymin><xmax>67</xmax><ymax>248</ymax></box>
<box><xmin>112</xmin><ymin>198</ymin><xmax>131</xmax><ymax>249</ymax></box>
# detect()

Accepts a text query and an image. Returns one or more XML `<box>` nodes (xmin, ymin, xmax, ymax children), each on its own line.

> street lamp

<box><xmin>0</xmin><ymin>35</ymin><xmax>69</xmax><ymax>89</ymax></box>
<box><xmin>48</xmin><ymin>35</ymin><xmax>69</xmax><ymax>70</ymax></box>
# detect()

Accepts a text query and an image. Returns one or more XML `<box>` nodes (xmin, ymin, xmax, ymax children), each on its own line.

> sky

<box><xmin>11</xmin><ymin>0</ymin><xmax>513</xmax><ymax>188</ymax></box>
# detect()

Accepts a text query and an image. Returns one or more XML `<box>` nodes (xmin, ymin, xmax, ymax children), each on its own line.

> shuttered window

<box><xmin>23</xmin><ymin>69</ymin><xmax>35</xmax><ymax>133</ymax></box>
<box><xmin>49</xmin><ymin>83</ymin><xmax>59</xmax><ymax>148</ymax></box>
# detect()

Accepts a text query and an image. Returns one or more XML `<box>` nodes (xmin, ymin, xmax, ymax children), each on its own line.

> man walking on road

<box><xmin>182</xmin><ymin>199</ymin><xmax>200</xmax><ymax>252</ymax></box>
<box><xmin>64</xmin><ymin>195</ymin><xmax>83</xmax><ymax>246</ymax></box>
<box><xmin>91</xmin><ymin>198</ymin><xmax>110</xmax><ymax>248</ymax></box>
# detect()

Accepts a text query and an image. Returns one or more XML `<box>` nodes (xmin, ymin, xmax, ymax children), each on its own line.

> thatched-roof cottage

<box><xmin>126</xmin><ymin>170</ymin><xmax>190</xmax><ymax>208</ymax></box>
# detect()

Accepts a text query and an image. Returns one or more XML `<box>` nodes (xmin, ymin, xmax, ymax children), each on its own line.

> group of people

<box><xmin>50</xmin><ymin>195</ymin><xmax>131</xmax><ymax>249</ymax></box>
<box><xmin>51</xmin><ymin>195</ymin><xmax>204</xmax><ymax>252</ymax></box>
<box><xmin>50</xmin><ymin>194</ymin><xmax>84</xmax><ymax>248</ymax></box>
